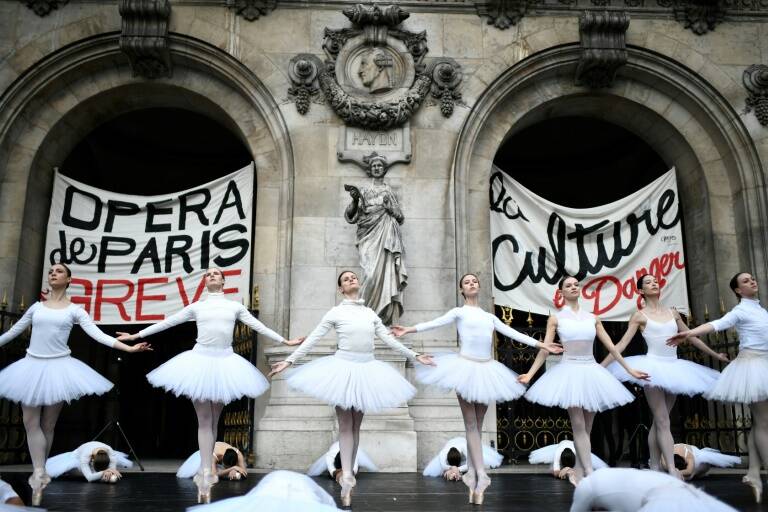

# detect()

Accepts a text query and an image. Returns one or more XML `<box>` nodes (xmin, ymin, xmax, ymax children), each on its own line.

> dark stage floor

<box><xmin>0</xmin><ymin>472</ymin><xmax>765</xmax><ymax>511</ymax></box>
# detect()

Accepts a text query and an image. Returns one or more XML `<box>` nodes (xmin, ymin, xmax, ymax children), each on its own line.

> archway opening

<box><xmin>57</xmin><ymin>107</ymin><xmax>252</xmax><ymax>460</ymax></box>
<box><xmin>494</xmin><ymin>116</ymin><xmax>668</xmax><ymax>207</ymax></box>
<box><xmin>492</xmin><ymin>115</ymin><xmax>672</xmax><ymax>466</ymax></box>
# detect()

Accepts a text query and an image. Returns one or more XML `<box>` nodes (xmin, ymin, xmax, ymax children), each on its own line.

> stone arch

<box><xmin>0</xmin><ymin>33</ymin><xmax>293</xmax><ymax>330</ymax></box>
<box><xmin>454</xmin><ymin>44</ymin><xmax>767</xmax><ymax>315</ymax></box>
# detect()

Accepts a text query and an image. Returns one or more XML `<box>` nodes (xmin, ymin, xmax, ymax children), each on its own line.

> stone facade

<box><xmin>0</xmin><ymin>0</ymin><xmax>766</xmax><ymax>471</ymax></box>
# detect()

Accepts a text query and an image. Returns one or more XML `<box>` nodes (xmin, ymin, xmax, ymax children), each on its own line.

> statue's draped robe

<box><xmin>345</xmin><ymin>183</ymin><xmax>407</xmax><ymax>324</ymax></box>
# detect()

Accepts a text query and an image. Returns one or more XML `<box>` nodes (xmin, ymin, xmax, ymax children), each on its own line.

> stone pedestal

<box><xmin>255</xmin><ymin>341</ymin><xmax>418</xmax><ymax>472</ymax></box>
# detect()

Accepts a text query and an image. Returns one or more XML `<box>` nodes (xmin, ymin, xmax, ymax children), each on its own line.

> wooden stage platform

<box><xmin>0</xmin><ymin>470</ymin><xmax>764</xmax><ymax>511</ymax></box>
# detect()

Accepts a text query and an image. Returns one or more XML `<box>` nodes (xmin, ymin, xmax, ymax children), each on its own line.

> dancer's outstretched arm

<box><xmin>373</xmin><ymin>317</ymin><xmax>434</xmax><ymax>366</ymax></box>
<box><xmin>518</xmin><ymin>315</ymin><xmax>557</xmax><ymax>383</ymax></box>
<box><xmin>391</xmin><ymin>309</ymin><xmax>460</xmax><ymax>337</ymax></box>
<box><xmin>236</xmin><ymin>305</ymin><xmax>304</xmax><ymax>346</ymax></box>
<box><xmin>116</xmin><ymin>305</ymin><xmax>194</xmax><ymax>343</ymax></box>
<box><xmin>671</xmin><ymin>309</ymin><xmax>728</xmax><ymax>361</ymax></box>
<box><xmin>596</xmin><ymin>320</ymin><xmax>649</xmax><ymax>381</ymax></box>
<box><xmin>493</xmin><ymin>317</ymin><xmax>562</xmax><ymax>353</ymax></box>
<box><xmin>600</xmin><ymin>312</ymin><xmax>642</xmax><ymax>366</ymax></box>
<box><xmin>74</xmin><ymin>308</ymin><xmax>151</xmax><ymax>353</ymax></box>
<box><xmin>667</xmin><ymin>307</ymin><xmax>743</xmax><ymax>345</ymax></box>
<box><xmin>268</xmin><ymin>312</ymin><xmax>335</xmax><ymax>376</ymax></box>
<box><xmin>0</xmin><ymin>304</ymin><xmax>36</xmax><ymax>348</ymax></box>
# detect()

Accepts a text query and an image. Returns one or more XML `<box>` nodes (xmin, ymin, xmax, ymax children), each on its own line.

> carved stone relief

<box><xmin>119</xmin><ymin>0</ymin><xmax>172</xmax><ymax>79</ymax></box>
<box><xmin>22</xmin><ymin>0</ymin><xmax>68</xmax><ymax>17</ymax></box>
<box><xmin>575</xmin><ymin>11</ymin><xmax>630</xmax><ymax>89</ymax></box>
<box><xmin>743</xmin><ymin>64</ymin><xmax>768</xmax><ymax>127</ymax></box>
<box><xmin>226</xmin><ymin>0</ymin><xmax>277</xmax><ymax>22</ymax></box>
<box><xmin>287</xmin><ymin>3</ymin><xmax>463</xmax><ymax>129</ymax></box>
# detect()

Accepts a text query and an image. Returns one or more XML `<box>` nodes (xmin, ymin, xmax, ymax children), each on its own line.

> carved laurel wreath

<box><xmin>287</xmin><ymin>4</ymin><xmax>462</xmax><ymax>130</ymax></box>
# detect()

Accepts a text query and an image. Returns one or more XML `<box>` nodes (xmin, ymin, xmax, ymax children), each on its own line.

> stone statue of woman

<box><xmin>344</xmin><ymin>153</ymin><xmax>407</xmax><ymax>324</ymax></box>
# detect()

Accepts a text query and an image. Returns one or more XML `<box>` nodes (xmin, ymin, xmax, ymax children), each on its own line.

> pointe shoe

<box><xmin>340</xmin><ymin>473</ymin><xmax>356</xmax><ymax>507</ymax></box>
<box><xmin>462</xmin><ymin>470</ymin><xmax>476</xmax><ymax>504</ymax></box>
<box><xmin>28</xmin><ymin>468</ymin><xmax>50</xmax><ymax>506</ymax></box>
<box><xmin>194</xmin><ymin>469</ymin><xmax>218</xmax><ymax>504</ymax></box>
<box><xmin>473</xmin><ymin>475</ymin><xmax>491</xmax><ymax>506</ymax></box>
<box><xmin>742</xmin><ymin>474</ymin><xmax>763</xmax><ymax>504</ymax></box>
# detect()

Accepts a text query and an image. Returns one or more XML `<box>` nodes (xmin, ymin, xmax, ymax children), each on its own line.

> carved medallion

<box><xmin>287</xmin><ymin>3</ymin><xmax>463</xmax><ymax>129</ymax></box>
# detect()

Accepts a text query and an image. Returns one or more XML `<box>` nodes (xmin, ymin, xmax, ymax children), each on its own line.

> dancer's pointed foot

<box><xmin>194</xmin><ymin>469</ymin><xmax>218</xmax><ymax>504</ymax></box>
<box><xmin>473</xmin><ymin>474</ymin><xmax>491</xmax><ymax>505</ymax></box>
<box><xmin>340</xmin><ymin>472</ymin><xmax>356</xmax><ymax>507</ymax></box>
<box><xmin>742</xmin><ymin>474</ymin><xmax>763</xmax><ymax>504</ymax></box>
<box><xmin>462</xmin><ymin>469</ymin><xmax>476</xmax><ymax>504</ymax></box>
<box><xmin>28</xmin><ymin>468</ymin><xmax>50</xmax><ymax>506</ymax></box>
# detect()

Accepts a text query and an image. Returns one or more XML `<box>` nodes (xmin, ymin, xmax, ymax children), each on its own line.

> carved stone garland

<box><xmin>119</xmin><ymin>0</ymin><xmax>172</xmax><ymax>79</ymax></box>
<box><xmin>22</xmin><ymin>0</ymin><xmax>68</xmax><ymax>17</ymax></box>
<box><xmin>226</xmin><ymin>0</ymin><xmax>277</xmax><ymax>22</ymax></box>
<box><xmin>287</xmin><ymin>3</ymin><xmax>462</xmax><ymax>129</ymax></box>
<box><xmin>743</xmin><ymin>64</ymin><xmax>768</xmax><ymax>127</ymax></box>
<box><xmin>673</xmin><ymin>0</ymin><xmax>725</xmax><ymax>35</ymax></box>
<box><xmin>476</xmin><ymin>0</ymin><xmax>529</xmax><ymax>29</ymax></box>
<box><xmin>575</xmin><ymin>11</ymin><xmax>630</xmax><ymax>89</ymax></box>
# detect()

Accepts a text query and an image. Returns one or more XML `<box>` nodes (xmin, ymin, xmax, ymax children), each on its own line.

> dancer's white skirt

<box><xmin>691</xmin><ymin>446</ymin><xmax>741</xmax><ymax>469</ymax></box>
<box><xmin>607</xmin><ymin>354</ymin><xmax>720</xmax><ymax>396</ymax></box>
<box><xmin>528</xmin><ymin>442</ymin><xmax>608</xmax><ymax>470</ymax></box>
<box><xmin>524</xmin><ymin>355</ymin><xmax>634</xmax><ymax>412</ymax></box>
<box><xmin>0</xmin><ymin>354</ymin><xmax>112</xmax><ymax>406</ymax></box>
<box><xmin>147</xmin><ymin>344</ymin><xmax>269</xmax><ymax>404</ymax></box>
<box><xmin>286</xmin><ymin>351</ymin><xmax>415</xmax><ymax>413</ymax></box>
<box><xmin>414</xmin><ymin>352</ymin><xmax>526</xmax><ymax>404</ymax></box>
<box><xmin>705</xmin><ymin>349</ymin><xmax>768</xmax><ymax>404</ymax></box>
<box><xmin>188</xmin><ymin>470</ymin><xmax>341</xmax><ymax>512</ymax></box>
<box><xmin>422</xmin><ymin>444</ymin><xmax>503</xmax><ymax>477</ymax></box>
<box><xmin>639</xmin><ymin>482</ymin><xmax>738</xmax><ymax>512</ymax></box>
<box><xmin>46</xmin><ymin>450</ymin><xmax>132</xmax><ymax>478</ymax></box>
<box><xmin>177</xmin><ymin>450</ymin><xmax>203</xmax><ymax>478</ymax></box>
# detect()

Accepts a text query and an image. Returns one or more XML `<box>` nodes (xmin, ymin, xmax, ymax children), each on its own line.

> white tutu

<box><xmin>177</xmin><ymin>451</ymin><xmax>203</xmax><ymax>478</ymax></box>
<box><xmin>0</xmin><ymin>354</ymin><xmax>112</xmax><ymax>406</ymax></box>
<box><xmin>188</xmin><ymin>470</ymin><xmax>341</xmax><ymax>512</ymax></box>
<box><xmin>528</xmin><ymin>442</ymin><xmax>608</xmax><ymax>470</ymax></box>
<box><xmin>607</xmin><ymin>355</ymin><xmax>720</xmax><ymax>396</ymax></box>
<box><xmin>46</xmin><ymin>449</ymin><xmax>132</xmax><ymax>478</ymax></box>
<box><xmin>639</xmin><ymin>482</ymin><xmax>737</xmax><ymax>512</ymax></box>
<box><xmin>705</xmin><ymin>349</ymin><xmax>768</xmax><ymax>404</ymax></box>
<box><xmin>414</xmin><ymin>352</ymin><xmax>525</xmax><ymax>404</ymax></box>
<box><xmin>147</xmin><ymin>344</ymin><xmax>268</xmax><ymax>404</ymax></box>
<box><xmin>691</xmin><ymin>446</ymin><xmax>741</xmax><ymax>469</ymax></box>
<box><xmin>286</xmin><ymin>351</ymin><xmax>415</xmax><ymax>413</ymax></box>
<box><xmin>524</xmin><ymin>355</ymin><xmax>634</xmax><ymax>412</ymax></box>
<box><xmin>422</xmin><ymin>443</ymin><xmax>502</xmax><ymax>477</ymax></box>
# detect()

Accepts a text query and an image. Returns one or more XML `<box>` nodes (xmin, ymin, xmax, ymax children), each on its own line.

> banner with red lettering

<box><xmin>490</xmin><ymin>167</ymin><xmax>688</xmax><ymax>321</ymax></box>
<box><xmin>41</xmin><ymin>164</ymin><xmax>254</xmax><ymax>324</ymax></box>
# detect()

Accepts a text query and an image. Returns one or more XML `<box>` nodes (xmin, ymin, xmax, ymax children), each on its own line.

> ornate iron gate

<box><xmin>218</xmin><ymin>290</ymin><xmax>260</xmax><ymax>466</ymax></box>
<box><xmin>0</xmin><ymin>305</ymin><xmax>30</xmax><ymax>465</ymax></box>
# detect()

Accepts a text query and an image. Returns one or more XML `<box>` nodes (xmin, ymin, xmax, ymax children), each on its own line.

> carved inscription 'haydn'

<box><xmin>337</xmin><ymin>125</ymin><xmax>411</xmax><ymax>169</ymax></box>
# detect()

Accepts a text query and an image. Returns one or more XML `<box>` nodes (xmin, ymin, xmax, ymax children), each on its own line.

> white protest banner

<box><xmin>41</xmin><ymin>163</ymin><xmax>254</xmax><ymax>324</ymax></box>
<box><xmin>490</xmin><ymin>167</ymin><xmax>688</xmax><ymax>321</ymax></box>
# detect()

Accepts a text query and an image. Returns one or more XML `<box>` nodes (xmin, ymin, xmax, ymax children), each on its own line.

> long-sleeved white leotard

<box><xmin>414</xmin><ymin>305</ymin><xmax>538</xmax><ymax>360</ymax></box>
<box><xmin>0</xmin><ymin>302</ymin><xmax>116</xmax><ymax>358</ymax></box>
<box><xmin>138</xmin><ymin>292</ymin><xmax>284</xmax><ymax>347</ymax></box>
<box><xmin>76</xmin><ymin>441</ymin><xmax>119</xmax><ymax>482</ymax></box>
<box><xmin>286</xmin><ymin>299</ymin><xmax>418</xmax><ymax>364</ymax></box>
<box><xmin>709</xmin><ymin>298</ymin><xmax>768</xmax><ymax>351</ymax></box>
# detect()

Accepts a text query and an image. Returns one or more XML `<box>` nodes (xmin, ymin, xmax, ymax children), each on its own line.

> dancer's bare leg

<box><xmin>22</xmin><ymin>405</ymin><xmax>50</xmax><ymax>504</ymax></box>
<box><xmin>744</xmin><ymin>401</ymin><xmax>768</xmax><ymax>502</ymax></box>
<box><xmin>472</xmin><ymin>402</ymin><xmax>492</xmax><ymax>498</ymax></box>
<box><xmin>41</xmin><ymin>402</ymin><xmax>64</xmax><ymax>459</ymax></box>
<box><xmin>568</xmin><ymin>407</ymin><xmax>594</xmax><ymax>480</ymax></box>
<box><xmin>646</xmin><ymin>387</ymin><xmax>677</xmax><ymax>476</ymax></box>
<box><xmin>746</xmin><ymin>430</ymin><xmax>762</xmax><ymax>484</ymax></box>
<box><xmin>351</xmin><ymin>408</ymin><xmax>364</xmax><ymax>469</ymax></box>
<box><xmin>336</xmin><ymin>406</ymin><xmax>357</xmax><ymax>505</ymax></box>
<box><xmin>459</xmin><ymin>396</ymin><xmax>487</xmax><ymax>502</ymax></box>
